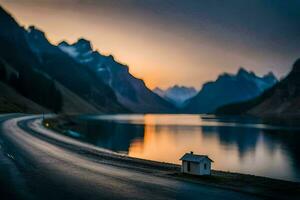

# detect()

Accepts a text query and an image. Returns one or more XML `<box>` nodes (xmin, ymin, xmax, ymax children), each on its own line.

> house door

<box><xmin>187</xmin><ymin>161</ymin><xmax>190</xmax><ymax>172</ymax></box>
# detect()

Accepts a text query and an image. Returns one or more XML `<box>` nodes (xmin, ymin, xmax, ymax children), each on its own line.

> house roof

<box><xmin>180</xmin><ymin>153</ymin><xmax>214</xmax><ymax>163</ymax></box>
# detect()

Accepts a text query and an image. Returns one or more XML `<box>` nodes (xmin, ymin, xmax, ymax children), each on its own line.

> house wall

<box><xmin>181</xmin><ymin>161</ymin><xmax>200</xmax><ymax>175</ymax></box>
<box><xmin>199</xmin><ymin>160</ymin><xmax>211</xmax><ymax>175</ymax></box>
<box><xmin>181</xmin><ymin>159</ymin><xmax>211</xmax><ymax>175</ymax></box>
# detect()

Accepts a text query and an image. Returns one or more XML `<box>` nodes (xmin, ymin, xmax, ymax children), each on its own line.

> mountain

<box><xmin>153</xmin><ymin>87</ymin><xmax>165</xmax><ymax>97</ymax></box>
<box><xmin>0</xmin><ymin>6</ymin><xmax>126</xmax><ymax>113</ymax></box>
<box><xmin>0</xmin><ymin>6</ymin><xmax>63</xmax><ymax>113</ymax></box>
<box><xmin>216</xmin><ymin>59</ymin><xmax>300</xmax><ymax>118</ymax></box>
<box><xmin>0</xmin><ymin>80</ymin><xmax>49</xmax><ymax>113</ymax></box>
<box><xmin>58</xmin><ymin>40</ymin><xmax>176</xmax><ymax>113</ymax></box>
<box><xmin>153</xmin><ymin>85</ymin><xmax>197</xmax><ymax>107</ymax></box>
<box><xmin>184</xmin><ymin>68</ymin><xmax>278</xmax><ymax>113</ymax></box>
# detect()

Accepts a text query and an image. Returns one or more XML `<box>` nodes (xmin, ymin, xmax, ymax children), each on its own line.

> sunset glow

<box><xmin>1</xmin><ymin>0</ymin><xmax>298</xmax><ymax>89</ymax></box>
<box><xmin>1</xmin><ymin>1</ymin><xmax>300</xmax><ymax>198</ymax></box>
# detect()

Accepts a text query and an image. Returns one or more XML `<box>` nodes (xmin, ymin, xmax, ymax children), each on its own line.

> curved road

<box><xmin>0</xmin><ymin>114</ymin><xmax>262</xmax><ymax>200</ymax></box>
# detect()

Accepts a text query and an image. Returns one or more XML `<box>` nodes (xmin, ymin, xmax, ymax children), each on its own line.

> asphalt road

<box><xmin>0</xmin><ymin>114</ymin><xmax>263</xmax><ymax>200</ymax></box>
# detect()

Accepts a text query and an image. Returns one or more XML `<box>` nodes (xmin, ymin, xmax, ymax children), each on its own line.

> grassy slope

<box><xmin>54</xmin><ymin>81</ymin><xmax>101</xmax><ymax>114</ymax></box>
<box><xmin>0</xmin><ymin>81</ymin><xmax>49</xmax><ymax>113</ymax></box>
<box><xmin>215</xmin><ymin>84</ymin><xmax>278</xmax><ymax>115</ymax></box>
<box><xmin>0</xmin><ymin>79</ymin><xmax>103</xmax><ymax>114</ymax></box>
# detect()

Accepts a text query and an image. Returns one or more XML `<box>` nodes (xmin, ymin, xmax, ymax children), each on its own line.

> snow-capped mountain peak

<box><xmin>72</xmin><ymin>38</ymin><xmax>93</xmax><ymax>53</ymax></box>
<box><xmin>59</xmin><ymin>43</ymin><xmax>79</xmax><ymax>57</ymax></box>
<box><xmin>59</xmin><ymin>39</ymin><xmax>95</xmax><ymax>63</ymax></box>
<box><xmin>153</xmin><ymin>85</ymin><xmax>197</xmax><ymax>107</ymax></box>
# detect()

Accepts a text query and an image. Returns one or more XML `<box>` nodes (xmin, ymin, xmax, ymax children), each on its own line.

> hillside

<box><xmin>0</xmin><ymin>81</ymin><xmax>48</xmax><ymax>113</ymax></box>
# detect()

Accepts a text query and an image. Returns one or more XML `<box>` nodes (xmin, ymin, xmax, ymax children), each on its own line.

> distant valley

<box><xmin>153</xmin><ymin>85</ymin><xmax>197</xmax><ymax>107</ymax></box>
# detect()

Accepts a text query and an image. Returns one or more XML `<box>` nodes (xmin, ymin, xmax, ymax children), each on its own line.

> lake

<box><xmin>64</xmin><ymin>114</ymin><xmax>300</xmax><ymax>182</ymax></box>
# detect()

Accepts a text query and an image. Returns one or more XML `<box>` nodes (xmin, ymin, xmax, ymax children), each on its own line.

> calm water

<box><xmin>64</xmin><ymin>114</ymin><xmax>300</xmax><ymax>182</ymax></box>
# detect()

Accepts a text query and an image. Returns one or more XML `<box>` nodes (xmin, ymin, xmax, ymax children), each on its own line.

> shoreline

<box><xmin>43</xmin><ymin>115</ymin><xmax>300</xmax><ymax>199</ymax></box>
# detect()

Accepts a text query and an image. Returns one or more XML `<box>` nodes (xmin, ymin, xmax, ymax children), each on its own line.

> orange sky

<box><xmin>0</xmin><ymin>0</ymin><xmax>297</xmax><ymax>89</ymax></box>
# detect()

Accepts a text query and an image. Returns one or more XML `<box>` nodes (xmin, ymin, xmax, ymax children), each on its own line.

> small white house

<box><xmin>180</xmin><ymin>152</ymin><xmax>213</xmax><ymax>176</ymax></box>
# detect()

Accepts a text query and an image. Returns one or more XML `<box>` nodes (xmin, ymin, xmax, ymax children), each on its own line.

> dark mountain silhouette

<box><xmin>0</xmin><ymin>6</ymin><xmax>127</xmax><ymax>113</ymax></box>
<box><xmin>58</xmin><ymin>40</ymin><xmax>176</xmax><ymax>113</ymax></box>
<box><xmin>26</xmin><ymin>26</ymin><xmax>127</xmax><ymax>113</ymax></box>
<box><xmin>0</xmin><ymin>6</ymin><xmax>62</xmax><ymax>113</ymax></box>
<box><xmin>0</xmin><ymin>5</ymin><xmax>287</xmax><ymax>115</ymax></box>
<box><xmin>184</xmin><ymin>68</ymin><xmax>277</xmax><ymax>113</ymax></box>
<box><xmin>217</xmin><ymin>58</ymin><xmax>300</xmax><ymax>118</ymax></box>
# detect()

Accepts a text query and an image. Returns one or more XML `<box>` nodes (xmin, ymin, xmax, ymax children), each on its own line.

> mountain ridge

<box><xmin>183</xmin><ymin>67</ymin><xmax>278</xmax><ymax>113</ymax></box>
<box><xmin>216</xmin><ymin>58</ymin><xmax>300</xmax><ymax>118</ymax></box>
<box><xmin>153</xmin><ymin>85</ymin><xmax>197</xmax><ymax>107</ymax></box>
<box><xmin>0</xmin><ymin>5</ymin><xmax>287</xmax><ymax>115</ymax></box>
<box><xmin>0</xmin><ymin>6</ymin><xmax>127</xmax><ymax>113</ymax></box>
<box><xmin>58</xmin><ymin>39</ymin><xmax>176</xmax><ymax>113</ymax></box>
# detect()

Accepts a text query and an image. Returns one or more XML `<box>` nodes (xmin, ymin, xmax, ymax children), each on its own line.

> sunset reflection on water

<box><xmin>74</xmin><ymin>114</ymin><xmax>300</xmax><ymax>182</ymax></box>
